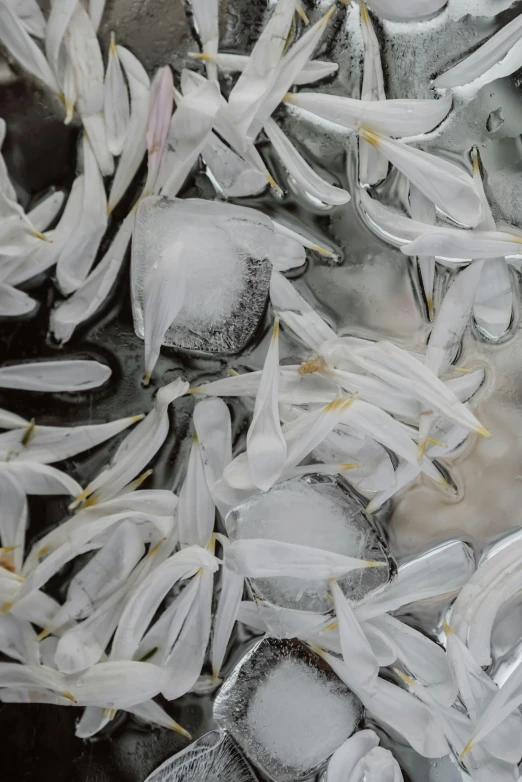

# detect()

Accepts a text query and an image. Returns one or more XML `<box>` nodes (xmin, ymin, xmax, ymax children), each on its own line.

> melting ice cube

<box><xmin>214</xmin><ymin>637</ymin><xmax>363</xmax><ymax>782</ymax></box>
<box><xmin>225</xmin><ymin>473</ymin><xmax>394</xmax><ymax>614</ymax></box>
<box><xmin>143</xmin><ymin>730</ymin><xmax>259</xmax><ymax>782</ymax></box>
<box><xmin>132</xmin><ymin>196</ymin><xmax>274</xmax><ymax>353</ymax></box>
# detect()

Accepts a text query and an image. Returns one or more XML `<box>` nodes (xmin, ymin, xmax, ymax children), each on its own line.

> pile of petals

<box><xmin>1</xmin><ymin>0</ymin><xmax>522</xmax><ymax>780</ymax></box>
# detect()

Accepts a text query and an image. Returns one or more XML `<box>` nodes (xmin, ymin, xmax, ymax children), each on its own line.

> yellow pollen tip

<box><xmin>21</xmin><ymin>418</ymin><xmax>36</xmax><ymax>447</ymax></box>
<box><xmin>228</xmin><ymin>368</ymin><xmax>240</xmax><ymax>377</ymax></box>
<box><xmin>36</xmin><ymin>546</ymin><xmax>49</xmax><ymax>559</ymax></box>
<box><xmin>459</xmin><ymin>740</ymin><xmax>474</xmax><ymax>760</ymax></box>
<box><xmin>341</xmin><ymin>463</ymin><xmax>359</xmax><ymax>471</ymax></box>
<box><xmin>187</xmin><ymin>386</ymin><xmax>202</xmax><ymax>394</ymax></box>
<box><xmin>477</xmin><ymin>426</ymin><xmax>491</xmax><ymax>439</ymax></box>
<box><xmin>427</xmin><ymin>297</ymin><xmax>434</xmax><ymax>320</ymax></box>
<box><xmin>298</xmin><ymin>356</ymin><xmax>328</xmax><ymax>375</ymax></box>
<box><xmin>358</xmin><ymin>126</ymin><xmax>380</xmax><ymax>148</ymax></box>
<box><xmin>63</xmin><ymin>691</ymin><xmax>77</xmax><ymax>703</ymax></box>
<box><xmin>0</xmin><ymin>546</ymin><xmax>18</xmax><ymax>555</ymax></box>
<box><xmin>359</xmin><ymin>0</ymin><xmax>370</xmax><ymax>24</ymax></box>
<box><xmin>427</xmin><ymin>437</ymin><xmax>446</xmax><ymax>447</ymax></box>
<box><xmin>272</xmin><ymin>316</ymin><xmax>280</xmax><ymax>339</ymax></box>
<box><xmin>148</xmin><ymin>539</ymin><xmax>164</xmax><ymax>558</ymax></box>
<box><xmin>417</xmin><ymin>437</ymin><xmax>428</xmax><ymax>464</ymax></box>
<box><xmin>284</xmin><ymin>92</ymin><xmax>296</xmax><ymax>103</ymax></box>
<box><xmin>172</xmin><ymin>721</ymin><xmax>193</xmax><ymax>739</ymax></box>
<box><xmin>296</xmin><ymin>5</ymin><xmax>309</xmax><ymax>24</ymax></box>
<box><xmin>130</xmin><ymin>414</ymin><xmax>145</xmax><ymax>423</ymax></box>
<box><xmin>311</xmin><ymin>243</ymin><xmax>336</xmax><ymax>258</ymax></box>
<box><xmin>320</xmin><ymin>5</ymin><xmax>337</xmax><ymax>26</ymax></box>
<box><xmin>393</xmin><ymin>667</ymin><xmax>415</xmax><ymax>686</ymax></box>
<box><xmin>37</xmin><ymin>628</ymin><xmax>51</xmax><ymax>641</ymax></box>
<box><xmin>69</xmin><ymin>487</ymin><xmax>92</xmax><ymax>510</ymax></box>
<box><xmin>107</xmin><ymin>202</ymin><xmax>115</xmax><ymax>216</ymax></box>
<box><xmin>366</xmin><ymin>560</ymin><xmax>386</xmax><ymax>568</ymax></box>
<box><xmin>439</xmin><ymin>476</ymin><xmax>452</xmax><ymax>489</ymax></box>
<box><xmin>109</xmin><ymin>31</ymin><xmax>117</xmax><ymax>55</ymax></box>
<box><xmin>442</xmin><ymin>621</ymin><xmax>452</xmax><ymax>636</ymax></box>
<box><xmin>188</xmin><ymin>51</ymin><xmax>211</xmax><ymax>61</ymax></box>
<box><xmin>454</xmin><ymin>366</ymin><xmax>472</xmax><ymax>374</ymax></box>
<box><xmin>266</xmin><ymin>172</ymin><xmax>284</xmax><ymax>195</ymax></box>
<box><xmin>0</xmin><ymin>601</ymin><xmax>13</xmax><ymax>614</ymax></box>
<box><xmin>320</xmin><ymin>620</ymin><xmax>338</xmax><ymax>633</ymax></box>
<box><xmin>144</xmin><ymin>372</ymin><xmax>151</xmax><ymax>386</ymax></box>
<box><xmin>33</xmin><ymin>231</ymin><xmax>50</xmax><ymax>242</ymax></box>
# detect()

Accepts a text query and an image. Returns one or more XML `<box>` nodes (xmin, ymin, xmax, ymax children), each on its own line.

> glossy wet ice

<box><xmin>2</xmin><ymin>0</ymin><xmax>522</xmax><ymax>780</ymax></box>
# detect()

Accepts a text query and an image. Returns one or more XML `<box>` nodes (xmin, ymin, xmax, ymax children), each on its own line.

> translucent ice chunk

<box><xmin>143</xmin><ymin>730</ymin><xmax>259</xmax><ymax>782</ymax></box>
<box><xmin>214</xmin><ymin>637</ymin><xmax>363</xmax><ymax>782</ymax></box>
<box><xmin>225</xmin><ymin>474</ymin><xmax>393</xmax><ymax>614</ymax></box>
<box><xmin>132</xmin><ymin>196</ymin><xmax>274</xmax><ymax>353</ymax></box>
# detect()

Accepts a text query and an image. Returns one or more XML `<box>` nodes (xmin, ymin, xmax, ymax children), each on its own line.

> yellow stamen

<box><xmin>471</xmin><ymin>146</ymin><xmax>479</xmax><ymax>175</ymax></box>
<box><xmin>170</xmin><ymin>721</ymin><xmax>192</xmax><ymax>740</ymax></box>
<box><xmin>37</xmin><ymin>628</ymin><xmax>51</xmax><ymax>641</ymax></box>
<box><xmin>0</xmin><ymin>546</ymin><xmax>18</xmax><ymax>555</ymax></box>
<box><xmin>21</xmin><ymin>418</ymin><xmax>36</xmax><ymax>447</ymax></box>
<box><xmin>366</xmin><ymin>560</ymin><xmax>386</xmax><ymax>568</ymax></box>
<box><xmin>0</xmin><ymin>601</ymin><xmax>13</xmax><ymax>614</ymax></box>
<box><xmin>442</xmin><ymin>621</ymin><xmax>452</xmax><ymax>636</ymax></box>
<box><xmin>272</xmin><ymin>315</ymin><xmax>280</xmax><ymax>340</ymax></box>
<box><xmin>459</xmin><ymin>740</ymin><xmax>474</xmax><ymax>761</ymax></box>
<box><xmin>311</xmin><ymin>242</ymin><xmax>337</xmax><ymax>258</ymax></box>
<box><xmin>33</xmin><ymin>231</ymin><xmax>51</xmax><ymax>242</ymax></box>
<box><xmin>64</xmin><ymin>100</ymin><xmax>74</xmax><ymax>125</ymax></box>
<box><xmin>109</xmin><ymin>31</ymin><xmax>117</xmax><ymax>56</ymax></box>
<box><xmin>427</xmin><ymin>297</ymin><xmax>434</xmax><ymax>321</ymax></box>
<box><xmin>69</xmin><ymin>486</ymin><xmax>93</xmax><ymax>510</ymax></box>
<box><xmin>123</xmin><ymin>468</ymin><xmax>153</xmax><ymax>493</ymax></box>
<box><xmin>295</xmin><ymin>4</ymin><xmax>309</xmax><ymax>24</ymax></box>
<box><xmin>187</xmin><ymin>386</ymin><xmax>202</xmax><ymax>394</ymax></box>
<box><xmin>266</xmin><ymin>172</ymin><xmax>284</xmax><ymax>195</ymax></box>
<box><xmin>477</xmin><ymin>425</ymin><xmax>491</xmax><ymax>439</ymax></box>
<box><xmin>392</xmin><ymin>667</ymin><xmax>414</xmax><ymax>686</ymax></box>
<box><xmin>320</xmin><ymin>620</ymin><xmax>338</xmax><ymax>633</ymax></box>
<box><xmin>188</xmin><ymin>51</ymin><xmax>212</xmax><ymax>61</ymax></box>
<box><xmin>284</xmin><ymin>92</ymin><xmax>296</xmax><ymax>104</ymax></box>
<box><xmin>144</xmin><ymin>371</ymin><xmax>151</xmax><ymax>386</ymax></box>
<box><xmin>453</xmin><ymin>366</ymin><xmax>472</xmax><ymax>374</ymax></box>
<box><xmin>324</xmin><ymin>394</ymin><xmax>356</xmax><ymax>414</ymax></box>
<box><xmin>63</xmin><ymin>691</ymin><xmax>77</xmax><ymax>703</ymax></box>
<box><xmin>358</xmin><ymin>126</ymin><xmax>381</xmax><ymax>148</ymax></box>
<box><xmin>228</xmin><ymin>368</ymin><xmax>240</xmax><ymax>377</ymax></box>
<box><xmin>298</xmin><ymin>356</ymin><xmax>328</xmax><ymax>375</ymax></box>
<box><xmin>206</xmin><ymin>534</ymin><xmax>216</xmax><ymax>555</ymax></box>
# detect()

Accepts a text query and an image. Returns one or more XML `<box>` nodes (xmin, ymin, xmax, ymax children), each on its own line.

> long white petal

<box><xmin>356</xmin><ymin>538</ymin><xmax>476</xmax><ymax>621</ymax></box>
<box><xmin>51</xmin><ymin>209</ymin><xmax>135</xmax><ymax>343</ymax></box>
<box><xmin>226</xmin><ymin>538</ymin><xmax>386</xmax><ymax>580</ymax></box>
<box><xmin>1</xmin><ymin>461</ymin><xmax>82</xmax><ymax>497</ymax></box>
<box><xmin>0</xmin><ymin>284</ymin><xmax>36</xmax><ymax>316</ymax></box>
<box><xmin>189</xmin><ymin>0</ymin><xmax>219</xmax><ymax>80</ymax></box>
<box><xmin>74</xmin><ymin>378</ymin><xmax>188</xmax><ymax>505</ymax></box>
<box><xmin>0</xmin><ymin>413</ymin><xmax>142</xmax><ymax>464</ymax></box>
<box><xmin>108</xmin><ymin>45</ymin><xmax>150</xmax><ymax>212</ymax></box>
<box><xmin>359</xmin><ymin>128</ymin><xmax>483</xmax><ymax>228</ymax></box>
<box><xmin>0</xmin><ymin>469</ymin><xmax>27</xmax><ymax>573</ymax></box>
<box><xmin>104</xmin><ymin>33</ymin><xmax>130</xmax><ymax>156</ymax></box>
<box><xmin>45</xmin><ymin>0</ymin><xmax>77</xmax><ymax>90</ymax></box>
<box><xmin>56</xmin><ymin>133</ymin><xmax>107</xmax><ymax>294</ymax></box>
<box><xmin>265</xmin><ymin>118</ymin><xmax>350</xmax><ymax>205</ymax></box>
<box><xmin>327</xmin><ymin>730</ymin><xmax>380</xmax><ymax>782</ymax></box>
<box><xmin>403</xmin><ymin>228</ymin><xmax>522</xmax><ymax>261</ymax></box>
<box><xmin>62</xmin><ymin>661</ymin><xmax>165</xmax><ymax>709</ymax></box>
<box><xmin>474</xmin><ymin>259</ymin><xmax>513</xmax><ymax>340</ymax></box>
<box><xmin>111</xmin><ymin>546</ymin><xmax>218</xmax><ymax>661</ymax></box>
<box><xmin>0</xmin><ymin>408</ymin><xmax>27</xmax><ymax>429</ymax></box>
<box><xmin>28</xmin><ymin>191</ymin><xmax>65</xmax><ymax>233</ymax></box>
<box><xmin>9</xmin><ymin>0</ymin><xmax>46</xmax><ymax>38</ymax></box>
<box><xmin>177</xmin><ymin>434</ymin><xmax>215</xmax><ymax>548</ymax></box>
<box><xmin>367</xmin><ymin>0</ymin><xmax>446</xmax><ymax>21</ymax></box>
<box><xmin>0</xmin><ymin>0</ymin><xmax>59</xmax><ymax>92</ymax></box>
<box><xmin>270</xmin><ymin>269</ymin><xmax>337</xmax><ymax>351</ymax></box>
<box><xmin>247</xmin><ymin>318</ymin><xmax>287</xmax><ymax>491</ymax></box>
<box><xmin>434</xmin><ymin>14</ymin><xmax>522</xmax><ymax>89</ymax></box>
<box><xmin>287</xmin><ymin>92</ymin><xmax>452</xmax><ymax>138</ymax></box>
<box><xmin>196</xmin><ymin>51</ymin><xmax>338</xmax><ymax>85</ymax></box>
<box><xmin>211</xmin><ymin>542</ymin><xmax>244</xmax><ymax>680</ymax></box>
<box><xmin>193</xmin><ymin>397</ymin><xmax>232</xmax><ymax>489</ymax></box>
<box><xmin>203</xmin><ymin>131</ymin><xmax>267</xmax><ymax>198</ymax></box>
<box><xmin>322</xmin><ymin>650</ymin><xmax>449</xmax><ymax>758</ymax></box>
<box><xmin>64</xmin><ymin>3</ymin><xmax>113</xmax><ymax>174</ymax></box>
<box><xmin>128</xmin><ymin>699</ymin><xmax>191</xmax><ymax>737</ymax></box>
<box><xmin>0</xmin><ymin>358</ymin><xmax>110</xmax><ymax>391</ymax></box>
<box><xmin>0</xmin><ymin>119</ymin><xmax>16</xmax><ymax>202</ymax></box>
<box><xmin>0</xmin><ymin>190</ymin><xmax>48</xmax><ymax>256</ymax></box>
<box><xmin>89</xmin><ymin>0</ymin><xmax>105</xmax><ymax>31</ymax></box>
<box><xmin>330</xmin><ymin>578</ymin><xmax>379</xmax><ymax>690</ymax></box>
<box><xmin>0</xmin><ymin>613</ymin><xmax>39</xmax><ymax>664</ymax></box>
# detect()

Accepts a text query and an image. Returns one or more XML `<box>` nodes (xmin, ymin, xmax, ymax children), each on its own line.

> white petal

<box><xmin>322</xmin><ymin>651</ymin><xmax>449</xmax><ymax>758</ymax></box>
<box><xmin>403</xmin><ymin>229</ymin><xmax>522</xmax><ymax>261</ymax></box>
<box><xmin>474</xmin><ymin>258</ymin><xmax>513</xmax><ymax>340</ymax></box>
<box><xmin>265</xmin><ymin>118</ymin><xmax>350</xmax><ymax>205</ymax></box>
<box><xmin>0</xmin><ymin>613</ymin><xmax>39</xmax><ymax>664</ymax></box>
<box><xmin>0</xmin><ymin>662</ymin><xmax>65</xmax><ymax>692</ymax></box>
<box><xmin>270</xmin><ymin>269</ymin><xmax>337</xmax><ymax>351</ymax></box>
<box><xmin>9</xmin><ymin>0</ymin><xmax>46</xmax><ymax>38</ymax></box>
<box><xmin>367</xmin><ymin>0</ymin><xmax>446</xmax><ymax>21</ymax></box>
<box><xmin>56</xmin><ymin>133</ymin><xmax>107</xmax><ymax>294</ymax></box>
<box><xmin>64</xmin><ymin>3</ymin><xmax>113</xmax><ymax>174</ymax></box>
<box><xmin>331</xmin><ymin>578</ymin><xmax>379</xmax><ymax>690</ymax></box>
<box><xmin>64</xmin><ymin>661</ymin><xmax>165</xmax><ymax>709</ymax></box>
<box><xmin>197</xmin><ymin>51</ymin><xmax>338</xmax><ymax>84</ymax></box>
<box><xmin>0</xmin><ymin>468</ymin><xmax>27</xmax><ymax>573</ymax></box>
<box><xmin>104</xmin><ymin>33</ymin><xmax>130</xmax><ymax>156</ymax></box>
<box><xmin>51</xmin><ymin>209</ymin><xmax>135</xmax><ymax>343</ymax></box>
<box><xmin>0</xmin><ymin>119</ymin><xmax>16</xmax><ymax>202</ymax></box>
<box><xmin>0</xmin><ymin>413</ymin><xmax>143</xmax><ymax>464</ymax></box>
<box><xmin>75</xmin><ymin>378</ymin><xmax>188</xmax><ymax>504</ymax></box>
<box><xmin>211</xmin><ymin>557</ymin><xmax>244</xmax><ymax>679</ymax></box>
<box><xmin>0</xmin><ymin>408</ymin><xmax>27</xmax><ymax>429</ymax></box>
<box><xmin>89</xmin><ymin>0</ymin><xmax>105</xmax><ymax>31</ymax></box>
<box><xmin>45</xmin><ymin>0</ymin><xmax>77</xmax><ymax>91</ymax></box>
<box><xmin>108</xmin><ymin>45</ymin><xmax>150</xmax><ymax>212</ymax></box>
<box><xmin>75</xmin><ymin>706</ymin><xmax>110</xmax><ymax>738</ymax></box>
<box><xmin>225</xmin><ymin>538</ymin><xmax>386</xmax><ymax>580</ymax></box>
<box><xmin>327</xmin><ymin>730</ymin><xmax>380</xmax><ymax>782</ymax></box>
<box><xmin>358</xmin><ymin>129</ymin><xmax>483</xmax><ymax>228</ymax></box>
<box><xmin>177</xmin><ymin>434</ymin><xmax>215</xmax><ymax>548</ymax></box>
<box><xmin>247</xmin><ymin>318</ymin><xmax>287</xmax><ymax>491</ymax></box>
<box><xmin>287</xmin><ymin>92</ymin><xmax>451</xmax><ymax>137</ymax></box>
<box><xmin>162</xmin><ymin>568</ymin><xmax>214</xmax><ymax>700</ymax></box>
<box><xmin>0</xmin><ymin>0</ymin><xmax>59</xmax><ymax>92</ymax></box>
<box><xmin>189</xmin><ymin>0</ymin><xmax>218</xmax><ymax>79</ymax></box>
<box><xmin>129</xmin><ymin>699</ymin><xmax>191</xmax><ymax>737</ymax></box>
<box><xmin>0</xmin><ymin>190</ymin><xmax>48</xmax><ymax>255</ymax></box>
<box><xmin>434</xmin><ymin>14</ymin><xmax>522</xmax><ymax>89</ymax></box>
<box><xmin>0</xmin><ymin>358</ymin><xmax>110</xmax><ymax>391</ymax></box>
<box><xmin>1</xmin><ymin>461</ymin><xmax>82</xmax><ymax>497</ymax></box>
<box><xmin>159</xmin><ymin>77</ymin><xmax>221</xmax><ymax>198</ymax></box>
<box><xmin>203</xmin><ymin>132</ymin><xmax>267</xmax><ymax>198</ymax></box>
<box><xmin>193</xmin><ymin>397</ymin><xmax>232</xmax><ymax>504</ymax></box>
<box><xmin>357</xmin><ymin>538</ymin><xmax>475</xmax><ymax>621</ymax></box>
<box><xmin>273</xmin><ymin>234</ymin><xmax>306</xmax><ymax>271</ymax></box>
<box><xmin>111</xmin><ymin>546</ymin><xmax>218</xmax><ymax>660</ymax></box>
<box><xmin>0</xmin><ymin>284</ymin><xmax>36</xmax><ymax>316</ymax></box>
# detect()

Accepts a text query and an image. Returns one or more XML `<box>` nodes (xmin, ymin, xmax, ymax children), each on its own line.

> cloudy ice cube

<box><xmin>214</xmin><ymin>637</ymin><xmax>363</xmax><ymax>782</ymax></box>
<box><xmin>225</xmin><ymin>474</ymin><xmax>394</xmax><ymax>615</ymax></box>
<box><xmin>132</xmin><ymin>196</ymin><xmax>274</xmax><ymax>353</ymax></box>
<box><xmin>143</xmin><ymin>730</ymin><xmax>259</xmax><ymax>782</ymax></box>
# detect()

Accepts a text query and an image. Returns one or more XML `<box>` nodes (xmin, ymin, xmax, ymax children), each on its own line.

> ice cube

<box><xmin>132</xmin><ymin>196</ymin><xmax>274</xmax><ymax>353</ymax></box>
<box><xmin>225</xmin><ymin>474</ymin><xmax>394</xmax><ymax>614</ymax></box>
<box><xmin>214</xmin><ymin>637</ymin><xmax>363</xmax><ymax>782</ymax></box>
<box><xmin>203</xmin><ymin>133</ymin><xmax>268</xmax><ymax>198</ymax></box>
<box><xmin>143</xmin><ymin>729</ymin><xmax>259</xmax><ymax>782</ymax></box>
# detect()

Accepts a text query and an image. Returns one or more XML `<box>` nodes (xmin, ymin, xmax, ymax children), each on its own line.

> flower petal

<box><xmin>1</xmin><ymin>461</ymin><xmax>82</xmax><ymax>496</ymax></box>
<box><xmin>63</xmin><ymin>661</ymin><xmax>165</xmax><ymax>709</ymax></box>
<box><xmin>144</xmin><ymin>66</ymin><xmax>174</xmax><ymax>194</ymax></box>
<box><xmin>0</xmin><ymin>358</ymin><xmax>110</xmax><ymax>391</ymax></box>
<box><xmin>203</xmin><ymin>131</ymin><xmax>268</xmax><ymax>198</ymax></box>
<box><xmin>0</xmin><ymin>0</ymin><xmax>59</xmax><ymax>92</ymax></box>
<box><xmin>189</xmin><ymin>0</ymin><xmax>219</xmax><ymax>80</ymax></box>
<box><xmin>196</xmin><ymin>51</ymin><xmax>338</xmax><ymax>85</ymax></box>
<box><xmin>211</xmin><ymin>541</ymin><xmax>244</xmax><ymax>680</ymax></box>
<box><xmin>327</xmin><ymin>730</ymin><xmax>380</xmax><ymax>782</ymax></box>
<box><xmin>0</xmin><ymin>613</ymin><xmax>39</xmax><ymax>664</ymax></box>
<box><xmin>330</xmin><ymin>578</ymin><xmax>379</xmax><ymax>690</ymax></box>
<box><xmin>0</xmin><ymin>284</ymin><xmax>36</xmax><ymax>316</ymax></box>
<box><xmin>0</xmin><ymin>468</ymin><xmax>27</xmax><ymax>572</ymax></box>
<box><xmin>270</xmin><ymin>268</ymin><xmax>337</xmax><ymax>351</ymax></box>
<box><xmin>177</xmin><ymin>434</ymin><xmax>215</xmax><ymax>548</ymax></box>
<box><xmin>28</xmin><ymin>191</ymin><xmax>65</xmax><ymax>233</ymax></box>
<box><xmin>104</xmin><ymin>32</ymin><xmax>130</xmax><ymax>156</ymax></box>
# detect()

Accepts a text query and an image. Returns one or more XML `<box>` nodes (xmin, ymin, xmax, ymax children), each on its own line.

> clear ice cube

<box><xmin>225</xmin><ymin>473</ymin><xmax>394</xmax><ymax>614</ymax></box>
<box><xmin>143</xmin><ymin>730</ymin><xmax>259</xmax><ymax>782</ymax></box>
<box><xmin>214</xmin><ymin>637</ymin><xmax>363</xmax><ymax>782</ymax></box>
<box><xmin>131</xmin><ymin>196</ymin><xmax>274</xmax><ymax>353</ymax></box>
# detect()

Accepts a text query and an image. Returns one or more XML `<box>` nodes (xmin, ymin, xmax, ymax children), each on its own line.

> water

<box><xmin>214</xmin><ymin>637</ymin><xmax>363</xmax><ymax>782</ymax></box>
<box><xmin>225</xmin><ymin>473</ymin><xmax>393</xmax><ymax>614</ymax></box>
<box><xmin>131</xmin><ymin>196</ymin><xmax>274</xmax><ymax>353</ymax></box>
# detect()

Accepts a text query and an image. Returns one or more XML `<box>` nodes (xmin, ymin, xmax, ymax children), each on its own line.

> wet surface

<box><xmin>2</xmin><ymin>0</ymin><xmax>522</xmax><ymax>779</ymax></box>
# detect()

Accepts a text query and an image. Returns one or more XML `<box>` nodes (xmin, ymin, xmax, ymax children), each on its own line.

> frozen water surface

<box><xmin>131</xmin><ymin>196</ymin><xmax>274</xmax><ymax>353</ymax></box>
<box><xmin>214</xmin><ymin>637</ymin><xmax>363</xmax><ymax>782</ymax></box>
<box><xmin>226</xmin><ymin>474</ymin><xmax>394</xmax><ymax>613</ymax></box>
